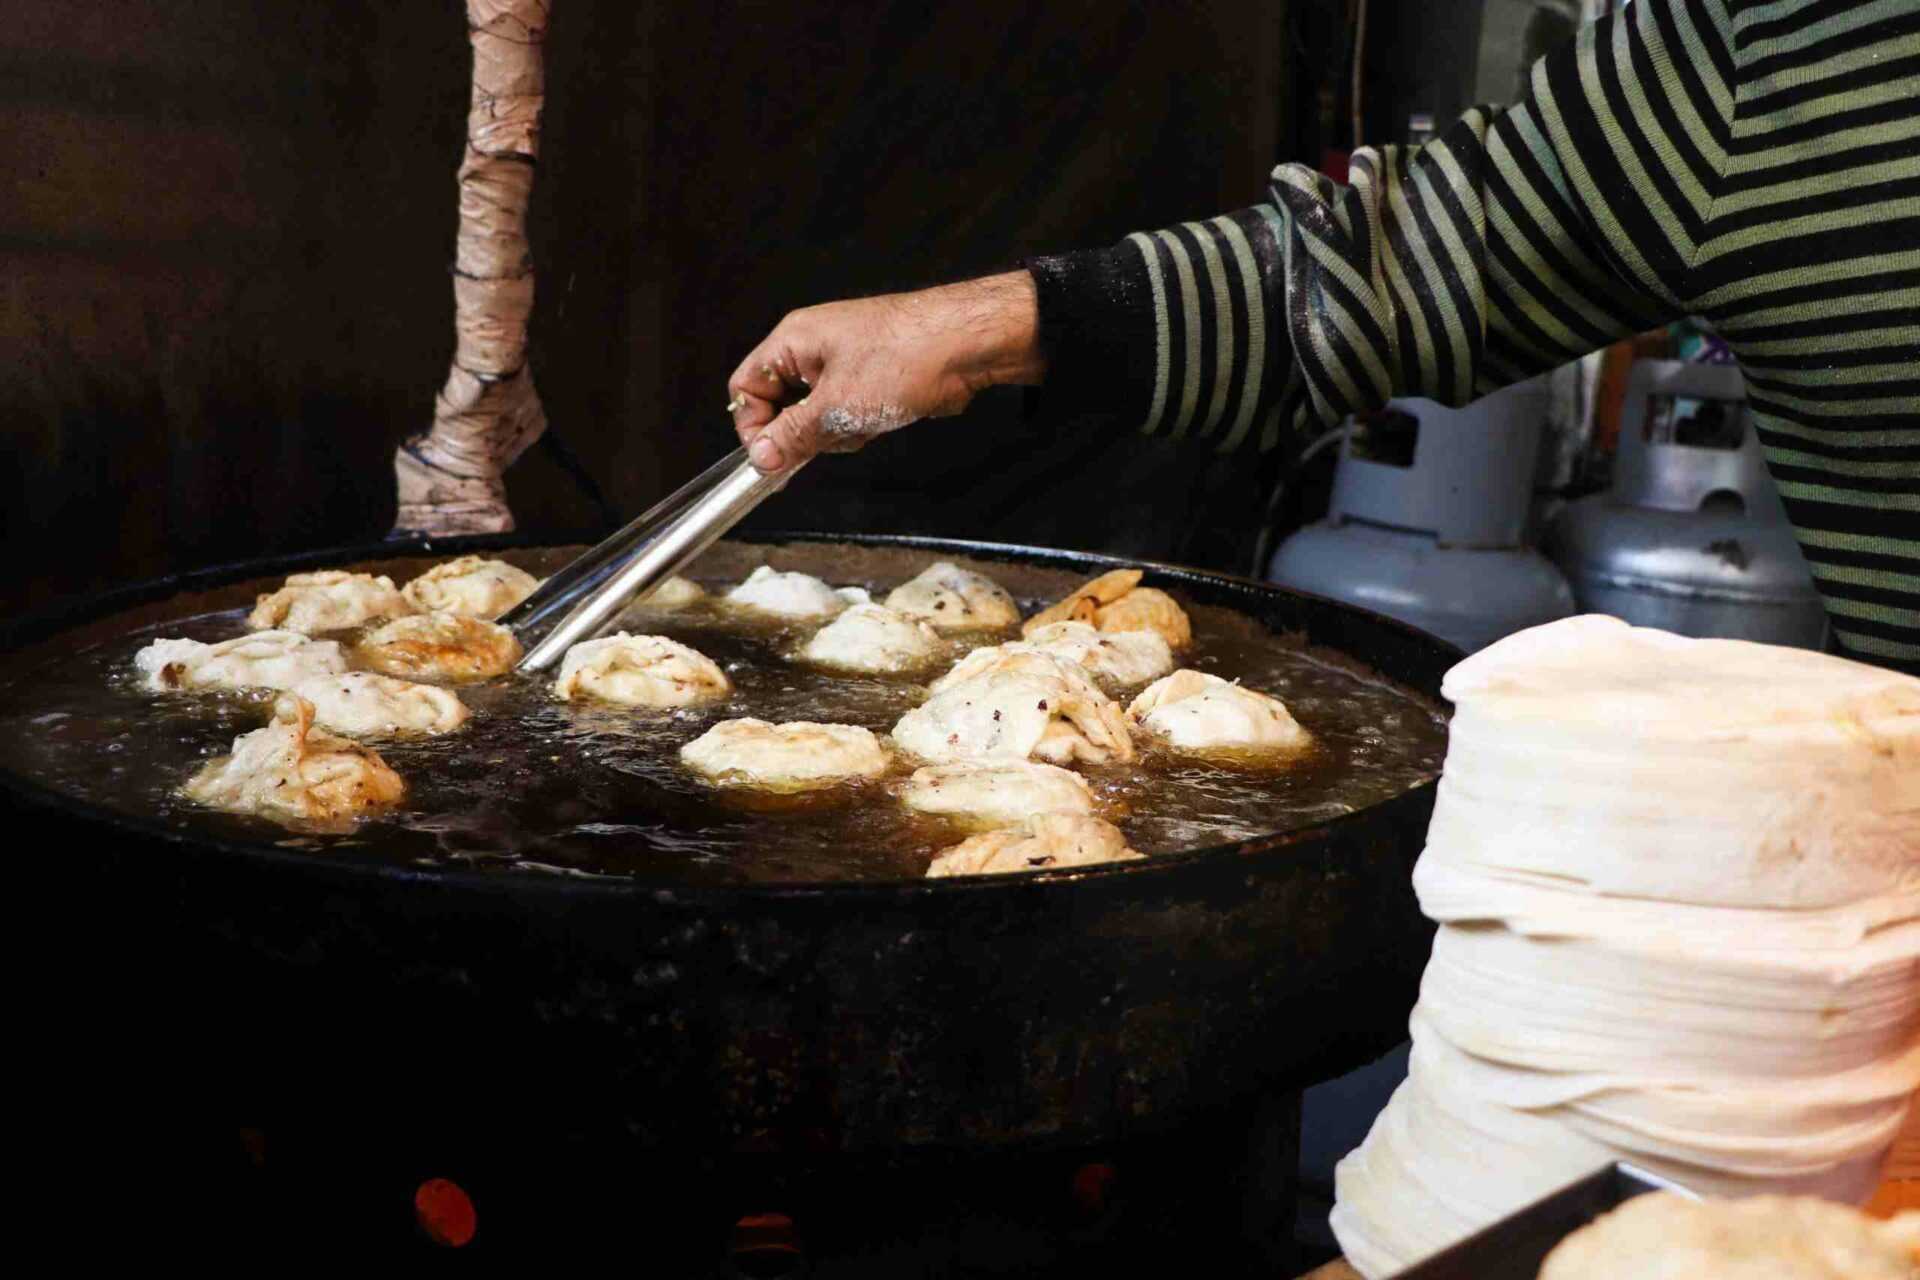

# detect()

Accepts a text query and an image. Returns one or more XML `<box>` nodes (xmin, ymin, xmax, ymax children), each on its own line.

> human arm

<box><xmin>727</xmin><ymin>272</ymin><xmax>1045</xmax><ymax>472</ymax></box>
<box><xmin>731</xmin><ymin>1</ymin><xmax>1728</xmax><ymax>468</ymax></box>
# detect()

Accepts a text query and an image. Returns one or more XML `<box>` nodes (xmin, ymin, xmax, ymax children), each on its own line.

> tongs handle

<box><xmin>515</xmin><ymin>449</ymin><xmax>802</xmax><ymax>673</ymax></box>
<box><xmin>499</xmin><ymin>447</ymin><xmax>747</xmax><ymax>633</ymax></box>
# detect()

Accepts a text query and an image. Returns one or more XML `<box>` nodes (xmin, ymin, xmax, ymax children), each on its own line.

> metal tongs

<box><xmin>504</xmin><ymin>447</ymin><xmax>803</xmax><ymax>672</ymax></box>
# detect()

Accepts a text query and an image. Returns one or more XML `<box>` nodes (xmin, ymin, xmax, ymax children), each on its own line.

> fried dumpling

<box><xmin>1023</xmin><ymin>568</ymin><xmax>1192</xmax><ymax>649</ymax></box>
<box><xmin>247</xmin><ymin>571</ymin><xmax>411</xmax><ymax>634</ymax></box>
<box><xmin>928</xmin><ymin>645</ymin><xmax>1111</xmax><ymax>702</ymax></box>
<box><xmin>354</xmin><ymin>612</ymin><xmax>521</xmax><ymax>682</ymax></box>
<box><xmin>884</xmin><ymin>561</ymin><xmax>1020</xmax><ymax>632</ymax></box>
<box><xmin>926</xmin><ymin>812</ymin><xmax>1143</xmax><ymax>878</ymax></box>
<box><xmin>798</xmin><ymin>603</ymin><xmax>942</xmax><ymax>674</ymax></box>
<box><xmin>893</xmin><ymin>663</ymin><xmax>1135</xmax><ymax>767</ymax></box>
<box><xmin>183</xmin><ymin>694</ymin><xmax>404</xmax><ymax>829</ymax></box>
<box><xmin>287</xmin><ymin>672</ymin><xmax>469</xmax><ymax>738</ymax></box>
<box><xmin>680</xmin><ymin>718</ymin><xmax>890</xmax><ymax>791</ymax></box>
<box><xmin>1127</xmin><ymin>669</ymin><xmax>1309</xmax><ymax>754</ymax></box>
<box><xmin>553</xmin><ymin>633</ymin><xmax>730</xmax><ymax>708</ymax></box>
<box><xmin>899</xmin><ymin>761</ymin><xmax>1096</xmax><ymax>829</ymax></box>
<box><xmin>134</xmin><ymin>630</ymin><xmax>347</xmax><ymax>693</ymax></box>
<box><xmin>1539</xmin><ymin>1193</ymin><xmax>1920</xmax><ymax>1280</ymax></box>
<box><xmin>724</xmin><ymin>566</ymin><xmax>867</xmax><ymax>619</ymax></box>
<box><xmin>616</xmin><ymin>577</ymin><xmax>711</xmax><ymax>628</ymax></box>
<box><xmin>400</xmin><ymin>555</ymin><xmax>541</xmax><ymax>619</ymax></box>
<box><xmin>1089</xmin><ymin>587</ymin><xmax>1191</xmax><ymax>649</ymax></box>
<box><xmin>1001</xmin><ymin>622</ymin><xmax>1172</xmax><ymax>686</ymax></box>
<box><xmin>644</xmin><ymin>576</ymin><xmax>707</xmax><ymax>608</ymax></box>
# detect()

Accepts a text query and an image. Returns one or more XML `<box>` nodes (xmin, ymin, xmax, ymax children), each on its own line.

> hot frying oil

<box><xmin>0</xmin><ymin>589</ymin><xmax>1447</xmax><ymax>885</ymax></box>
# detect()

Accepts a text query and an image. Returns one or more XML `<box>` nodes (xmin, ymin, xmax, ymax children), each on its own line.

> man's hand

<box><xmin>727</xmin><ymin>271</ymin><xmax>1045</xmax><ymax>473</ymax></box>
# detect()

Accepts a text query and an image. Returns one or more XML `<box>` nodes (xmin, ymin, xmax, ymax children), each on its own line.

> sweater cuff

<box><xmin>1023</xmin><ymin>239</ymin><xmax>1158</xmax><ymax>427</ymax></box>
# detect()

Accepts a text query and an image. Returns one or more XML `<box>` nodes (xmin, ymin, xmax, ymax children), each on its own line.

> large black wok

<box><xmin>17</xmin><ymin>533</ymin><xmax>1452</xmax><ymax>1253</ymax></box>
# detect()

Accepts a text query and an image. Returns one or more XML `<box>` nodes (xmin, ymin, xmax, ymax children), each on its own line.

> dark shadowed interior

<box><xmin>7</xmin><ymin>1</ymin><xmax>1315</xmax><ymax>612</ymax></box>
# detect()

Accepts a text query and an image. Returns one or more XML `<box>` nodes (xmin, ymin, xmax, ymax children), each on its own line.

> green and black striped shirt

<box><xmin>1029</xmin><ymin>0</ymin><xmax>1920</xmax><ymax>673</ymax></box>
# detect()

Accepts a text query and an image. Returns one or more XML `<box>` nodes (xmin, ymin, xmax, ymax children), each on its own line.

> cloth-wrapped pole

<box><xmin>394</xmin><ymin>0</ymin><xmax>551</xmax><ymax>536</ymax></box>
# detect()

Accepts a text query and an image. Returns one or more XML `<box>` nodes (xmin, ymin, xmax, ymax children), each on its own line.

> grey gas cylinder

<box><xmin>1266</xmin><ymin>379</ymin><xmax>1575</xmax><ymax>654</ymax></box>
<box><xmin>1545</xmin><ymin>361</ymin><xmax>1828</xmax><ymax>649</ymax></box>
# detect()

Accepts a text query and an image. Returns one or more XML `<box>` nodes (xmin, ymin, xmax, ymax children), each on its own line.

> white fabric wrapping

<box><xmin>1330</xmin><ymin>617</ymin><xmax>1920</xmax><ymax>1278</ymax></box>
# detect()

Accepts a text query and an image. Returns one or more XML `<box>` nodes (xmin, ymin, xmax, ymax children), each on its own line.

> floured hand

<box><xmin>727</xmin><ymin>271</ymin><xmax>1045</xmax><ymax>472</ymax></box>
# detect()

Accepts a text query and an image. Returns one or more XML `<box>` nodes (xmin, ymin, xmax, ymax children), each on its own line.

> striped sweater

<box><xmin>1027</xmin><ymin>0</ymin><xmax>1920</xmax><ymax>674</ymax></box>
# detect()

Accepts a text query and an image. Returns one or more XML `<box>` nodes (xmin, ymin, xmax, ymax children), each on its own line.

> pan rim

<box><xmin>1</xmin><ymin>530</ymin><xmax>1456</xmax><ymax>900</ymax></box>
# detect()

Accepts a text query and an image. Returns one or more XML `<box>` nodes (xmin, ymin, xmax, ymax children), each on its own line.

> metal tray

<box><xmin>1393</xmin><ymin>1163</ymin><xmax>1699</xmax><ymax>1279</ymax></box>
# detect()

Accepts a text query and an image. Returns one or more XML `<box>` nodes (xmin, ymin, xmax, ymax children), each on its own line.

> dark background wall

<box><xmin>4</xmin><ymin>0</ymin><xmax>1317</xmax><ymax>611</ymax></box>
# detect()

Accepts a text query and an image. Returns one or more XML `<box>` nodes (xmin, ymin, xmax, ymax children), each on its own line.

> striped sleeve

<box><xmin>1702</xmin><ymin>0</ymin><xmax>1920</xmax><ymax>673</ymax></box>
<box><xmin>1026</xmin><ymin>0</ymin><xmax>1725</xmax><ymax>454</ymax></box>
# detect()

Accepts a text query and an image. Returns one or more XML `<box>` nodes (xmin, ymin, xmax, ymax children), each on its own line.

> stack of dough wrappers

<box><xmin>1331</xmin><ymin>616</ymin><xmax>1920</xmax><ymax>1278</ymax></box>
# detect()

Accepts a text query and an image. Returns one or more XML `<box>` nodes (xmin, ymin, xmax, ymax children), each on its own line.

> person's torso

<box><xmin>1692</xmin><ymin>1</ymin><xmax>1920</xmax><ymax>671</ymax></box>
